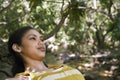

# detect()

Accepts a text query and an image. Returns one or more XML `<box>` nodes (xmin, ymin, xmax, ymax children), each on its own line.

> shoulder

<box><xmin>48</xmin><ymin>64</ymin><xmax>83</xmax><ymax>74</ymax></box>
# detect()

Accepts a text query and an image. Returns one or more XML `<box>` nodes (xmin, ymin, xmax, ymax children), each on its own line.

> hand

<box><xmin>5</xmin><ymin>67</ymin><xmax>33</xmax><ymax>80</ymax></box>
<box><xmin>5</xmin><ymin>76</ymin><xmax>30</xmax><ymax>80</ymax></box>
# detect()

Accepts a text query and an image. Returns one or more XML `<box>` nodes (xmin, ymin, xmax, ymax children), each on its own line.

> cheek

<box><xmin>22</xmin><ymin>45</ymin><xmax>35</xmax><ymax>53</ymax></box>
<box><xmin>20</xmin><ymin>42</ymin><xmax>35</xmax><ymax>54</ymax></box>
<box><xmin>21</xmin><ymin>40</ymin><xmax>35</xmax><ymax>49</ymax></box>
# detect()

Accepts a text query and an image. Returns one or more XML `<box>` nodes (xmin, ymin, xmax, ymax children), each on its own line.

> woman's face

<box><xmin>19</xmin><ymin>29</ymin><xmax>46</xmax><ymax>61</ymax></box>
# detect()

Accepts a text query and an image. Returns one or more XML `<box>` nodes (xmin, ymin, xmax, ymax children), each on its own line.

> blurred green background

<box><xmin>0</xmin><ymin>0</ymin><xmax>120</xmax><ymax>80</ymax></box>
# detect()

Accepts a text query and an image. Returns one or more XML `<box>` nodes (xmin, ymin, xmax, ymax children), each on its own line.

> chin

<box><xmin>38</xmin><ymin>54</ymin><xmax>45</xmax><ymax>58</ymax></box>
<box><xmin>38</xmin><ymin>56</ymin><xmax>45</xmax><ymax>61</ymax></box>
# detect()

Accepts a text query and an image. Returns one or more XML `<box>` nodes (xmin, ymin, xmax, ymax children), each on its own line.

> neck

<box><xmin>24</xmin><ymin>59</ymin><xmax>48</xmax><ymax>72</ymax></box>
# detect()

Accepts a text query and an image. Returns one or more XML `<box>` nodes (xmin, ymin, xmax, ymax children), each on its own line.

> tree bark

<box><xmin>43</xmin><ymin>10</ymin><xmax>69</xmax><ymax>40</ymax></box>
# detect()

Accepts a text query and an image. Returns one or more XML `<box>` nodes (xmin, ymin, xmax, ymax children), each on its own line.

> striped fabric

<box><xmin>16</xmin><ymin>65</ymin><xmax>85</xmax><ymax>80</ymax></box>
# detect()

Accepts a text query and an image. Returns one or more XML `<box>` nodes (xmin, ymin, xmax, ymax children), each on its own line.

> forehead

<box><xmin>24</xmin><ymin>29</ymin><xmax>42</xmax><ymax>37</ymax></box>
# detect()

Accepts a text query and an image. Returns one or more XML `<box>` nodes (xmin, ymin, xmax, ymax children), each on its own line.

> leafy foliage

<box><xmin>0</xmin><ymin>0</ymin><xmax>120</xmax><ymax>79</ymax></box>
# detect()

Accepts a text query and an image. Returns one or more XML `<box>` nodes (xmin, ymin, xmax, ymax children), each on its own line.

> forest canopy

<box><xmin>0</xmin><ymin>0</ymin><xmax>120</xmax><ymax>80</ymax></box>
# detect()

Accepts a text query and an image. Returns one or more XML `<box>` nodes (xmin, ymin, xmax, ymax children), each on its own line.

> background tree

<box><xmin>0</xmin><ymin>0</ymin><xmax>120</xmax><ymax>80</ymax></box>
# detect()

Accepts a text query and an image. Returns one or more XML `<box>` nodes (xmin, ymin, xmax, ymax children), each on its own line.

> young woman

<box><xmin>6</xmin><ymin>26</ymin><xmax>85</xmax><ymax>80</ymax></box>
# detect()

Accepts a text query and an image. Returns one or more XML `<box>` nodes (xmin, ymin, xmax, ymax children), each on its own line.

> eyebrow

<box><xmin>27</xmin><ymin>34</ymin><xmax>43</xmax><ymax>38</ymax></box>
<box><xmin>28</xmin><ymin>34</ymin><xmax>37</xmax><ymax>37</ymax></box>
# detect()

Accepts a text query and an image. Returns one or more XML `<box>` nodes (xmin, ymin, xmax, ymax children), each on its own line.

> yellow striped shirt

<box><xmin>16</xmin><ymin>65</ymin><xmax>85</xmax><ymax>80</ymax></box>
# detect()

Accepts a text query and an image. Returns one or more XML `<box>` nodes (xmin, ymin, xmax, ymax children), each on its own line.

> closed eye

<box><xmin>29</xmin><ymin>37</ymin><xmax>36</xmax><ymax>40</ymax></box>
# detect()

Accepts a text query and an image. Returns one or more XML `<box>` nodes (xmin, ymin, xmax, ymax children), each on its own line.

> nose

<box><xmin>38</xmin><ymin>39</ymin><xmax>44</xmax><ymax>45</ymax></box>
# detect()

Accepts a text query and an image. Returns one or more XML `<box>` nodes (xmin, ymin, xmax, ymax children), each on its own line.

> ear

<box><xmin>12</xmin><ymin>44</ymin><xmax>22</xmax><ymax>53</ymax></box>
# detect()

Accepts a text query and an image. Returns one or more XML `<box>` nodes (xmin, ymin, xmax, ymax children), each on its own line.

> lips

<box><xmin>38</xmin><ymin>47</ymin><xmax>45</xmax><ymax>52</ymax></box>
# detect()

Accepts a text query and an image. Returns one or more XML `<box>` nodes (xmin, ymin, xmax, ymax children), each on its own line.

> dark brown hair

<box><xmin>8</xmin><ymin>26</ymin><xmax>33</xmax><ymax>76</ymax></box>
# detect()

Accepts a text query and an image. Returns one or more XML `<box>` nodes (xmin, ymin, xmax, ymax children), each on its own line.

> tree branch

<box><xmin>78</xmin><ymin>6</ymin><xmax>114</xmax><ymax>21</ymax></box>
<box><xmin>108</xmin><ymin>0</ymin><xmax>114</xmax><ymax>21</ymax></box>
<box><xmin>43</xmin><ymin>9</ymin><xmax>69</xmax><ymax>40</ymax></box>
